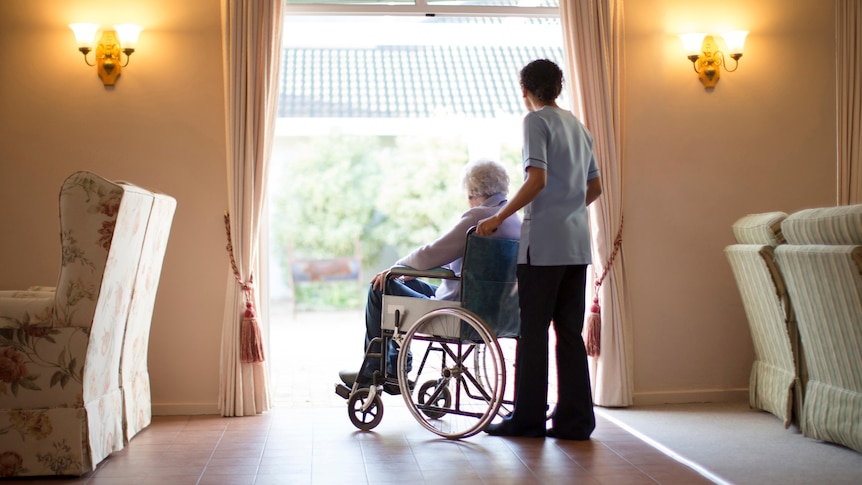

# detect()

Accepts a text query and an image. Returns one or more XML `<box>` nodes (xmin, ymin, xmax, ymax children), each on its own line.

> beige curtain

<box><xmin>219</xmin><ymin>0</ymin><xmax>283</xmax><ymax>417</ymax></box>
<box><xmin>559</xmin><ymin>0</ymin><xmax>632</xmax><ymax>407</ymax></box>
<box><xmin>837</xmin><ymin>0</ymin><xmax>862</xmax><ymax>205</ymax></box>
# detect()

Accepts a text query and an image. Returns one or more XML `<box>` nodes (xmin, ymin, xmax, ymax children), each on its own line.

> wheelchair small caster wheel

<box><xmin>348</xmin><ymin>388</ymin><xmax>383</xmax><ymax>431</ymax></box>
<box><xmin>417</xmin><ymin>380</ymin><xmax>452</xmax><ymax>419</ymax></box>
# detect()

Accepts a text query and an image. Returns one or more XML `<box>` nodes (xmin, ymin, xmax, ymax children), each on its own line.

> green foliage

<box><xmin>369</xmin><ymin>135</ymin><xmax>470</xmax><ymax>257</ymax></box>
<box><xmin>270</xmin><ymin>134</ymin><xmax>523</xmax><ymax>310</ymax></box>
<box><xmin>273</xmin><ymin>136</ymin><xmax>383</xmax><ymax>261</ymax></box>
<box><xmin>292</xmin><ymin>281</ymin><xmax>362</xmax><ymax>312</ymax></box>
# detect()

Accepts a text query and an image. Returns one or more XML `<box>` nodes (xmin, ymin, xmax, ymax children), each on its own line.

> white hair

<box><xmin>462</xmin><ymin>159</ymin><xmax>510</xmax><ymax>198</ymax></box>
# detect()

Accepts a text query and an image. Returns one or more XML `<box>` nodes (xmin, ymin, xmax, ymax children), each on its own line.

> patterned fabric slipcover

<box><xmin>0</xmin><ymin>171</ymin><xmax>174</xmax><ymax>476</ymax></box>
<box><xmin>119</xmin><ymin>191</ymin><xmax>176</xmax><ymax>443</ymax></box>
<box><xmin>725</xmin><ymin>212</ymin><xmax>805</xmax><ymax>428</ymax></box>
<box><xmin>775</xmin><ymin>204</ymin><xmax>862</xmax><ymax>453</ymax></box>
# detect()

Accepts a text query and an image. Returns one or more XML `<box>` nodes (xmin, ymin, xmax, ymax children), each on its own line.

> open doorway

<box><xmin>266</xmin><ymin>15</ymin><xmax>565</xmax><ymax>408</ymax></box>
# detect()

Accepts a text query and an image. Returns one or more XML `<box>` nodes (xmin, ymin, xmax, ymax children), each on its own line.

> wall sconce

<box><xmin>679</xmin><ymin>31</ymin><xmax>748</xmax><ymax>88</ymax></box>
<box><xmin>70</xmin><ymin>23</ymin><xmax>143</xmax><ymax>86</ymax></box>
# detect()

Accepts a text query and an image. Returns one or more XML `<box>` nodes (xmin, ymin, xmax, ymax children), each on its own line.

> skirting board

<box><xmin>631</xmin><ymin>388</ymin><xmax>749</xmax><ymax>406</ymax></box>
<box><xmin>153</xmin><ymin>403</ymin><xmax>221</xmax><ymax>416</ymax></box>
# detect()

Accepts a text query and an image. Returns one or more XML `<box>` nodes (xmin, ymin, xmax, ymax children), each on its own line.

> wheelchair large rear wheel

<box><xmin>397</xmin><ymin>307</ymin><xmax>505</xmax><ymax>439</ymax></box>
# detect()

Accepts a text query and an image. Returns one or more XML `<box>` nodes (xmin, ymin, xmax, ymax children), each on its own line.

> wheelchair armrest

<box><xmin>386</xmin><ymin>265</ymin><xmax>458</xmax><ymax>280</ymax></box>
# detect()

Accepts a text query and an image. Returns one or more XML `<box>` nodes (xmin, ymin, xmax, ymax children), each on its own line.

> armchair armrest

<box><xmin>0</xmin><ymin>325</ymin><xmax>88</xmax><ymax>408</ymax></box>
<box><xmin>386</xmin><ymin>265</ymin><xmax>458</xmax><ymax>280</ymax></box>
<box><xmin>0</xmin><ymin>293</ymin><xmax>54</xmax><ymax>328</ymax></box>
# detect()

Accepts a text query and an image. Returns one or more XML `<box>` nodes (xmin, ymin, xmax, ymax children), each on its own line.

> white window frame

<box><xmin>283</xmin><ymin>0</ymin><xmax>559</xmax><ymax>18</ymax></box>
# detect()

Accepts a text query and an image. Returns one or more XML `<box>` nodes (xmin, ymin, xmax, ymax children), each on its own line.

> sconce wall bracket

<box><xmin>694</xmin><ymin>35</ymin><xmax>722</xmax><ymax>88</ymax></box>
<box><xmin>70</xmin><ymin>23</ymin><xmax>140</xmax><ymax>87</ymax></box>
<box><xmin>96</xmin><ymin>30</ymin><xmax>122</xmax><ymax>86</ymax></box>
<box><xmin>680</xmin><ymin>30</ymin><xmax>747</xmax><ymax>90</ymax></box>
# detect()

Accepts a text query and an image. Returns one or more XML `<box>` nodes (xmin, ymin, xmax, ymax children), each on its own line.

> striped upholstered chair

<box><xmin>725</xmin><ymin>212</ymin><xmax>805</xmax><ymax>429</ymax></box>
<box><xmin>775</xmin><ymin>204</ymin><xmax>862</xmax><ymax>452</ymax></box>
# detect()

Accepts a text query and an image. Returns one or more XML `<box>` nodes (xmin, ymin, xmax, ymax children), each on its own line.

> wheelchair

<box><xmin>334</xmin><ymin>228</ymin><xmax>520</xmax><ymax>439</ymax></box>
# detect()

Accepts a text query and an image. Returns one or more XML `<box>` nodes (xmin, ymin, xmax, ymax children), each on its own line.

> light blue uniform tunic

<box><xmin>518</xmin><ymin>106</ymin><xmax>600</xmax><ymax>266</ymax></box>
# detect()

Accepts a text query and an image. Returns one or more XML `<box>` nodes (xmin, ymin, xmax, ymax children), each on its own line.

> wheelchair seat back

<box><xmin>460</xmin><ymin>232</ymin><xmax>520</xmax><ymax>340</ymax></box>
<box><xmin>380</xmin><ymin>230</ymin><xmax>520</xmax><ymax>341</ymax></box>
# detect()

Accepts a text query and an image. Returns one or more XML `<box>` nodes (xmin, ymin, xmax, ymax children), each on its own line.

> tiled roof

<box><xmin>278</xmin><ymin>45</ymin><xmax>565</xmax><ymax>118</ymax></box>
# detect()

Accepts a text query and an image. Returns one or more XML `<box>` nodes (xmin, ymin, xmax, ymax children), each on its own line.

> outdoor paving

<box><xmin>269</xmin><ymin>302</ymin><xmax>367</xmax><ymax>408</ymax></box>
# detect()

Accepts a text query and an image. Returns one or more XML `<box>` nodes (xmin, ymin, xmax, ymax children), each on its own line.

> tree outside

<box><xmin>269</xmin><ymin>133</ymin><xmax>522</xmax><ymax>310</ymax></box>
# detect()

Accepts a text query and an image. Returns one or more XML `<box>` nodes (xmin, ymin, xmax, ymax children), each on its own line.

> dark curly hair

<box><xmin>519</xmin><ymin>59</ymin><xmax>563</xmax><ymax>104</ymax></box>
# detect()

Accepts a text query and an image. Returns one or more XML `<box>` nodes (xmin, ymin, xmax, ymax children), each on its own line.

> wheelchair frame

<box><xmin>335</xmin><ymin>228</ymin><xmax>520</xmax><ymax>439</ymax></box>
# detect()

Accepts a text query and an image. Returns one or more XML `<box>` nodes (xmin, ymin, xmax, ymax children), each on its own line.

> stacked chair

<box><xmin>774</xmin><ymin>204</ymin><xmax>862</xmax><ymax>453</ymax></box>
<box><xmin>728</xmin><ymin>204</ymin><xmax>862</xmax><ymax>453</ymax></box>
<box><xmin>725</xmin><ymin>212</ymin><xmax>804</xmax><ymax>429</ymax></box>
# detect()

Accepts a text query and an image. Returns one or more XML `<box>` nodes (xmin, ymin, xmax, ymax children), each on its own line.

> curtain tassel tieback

<box><xmin>224</xmin><ymin>211</ymin><xmax>266</xmax><ymax>364</ymax></box>
<box><xmin>585</xmin><ymin>297</ymin><xmax>602</xmax><ymax>357</ymax></box>
<box><xmin>585</xmin><ymin>215</ymin><xmax>623</xmax><ymax>358</ymax></box>
<box><xmin>240</xmin><ymin>298</ymin><xmax>265</xmax><ymax>364</ymax></box>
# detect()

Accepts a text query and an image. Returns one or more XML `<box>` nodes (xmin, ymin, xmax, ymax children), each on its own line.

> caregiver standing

<box><xmin>476</xmin><ymin>58</ymin><xmax>602</xmax><ymax>440</ymax></box>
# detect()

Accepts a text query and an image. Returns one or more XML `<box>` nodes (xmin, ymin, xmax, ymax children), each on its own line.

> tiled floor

<box><xmin>267</xmin><ymin>308</ymin><xmax>554</xmax><ymax>412</ymax></box>
<box><xmin>2</xmin><ymin>307</ymin><xmax>715</xmax><ymax>484</ymax></box>
<box><xmin>10</xmin><ymin>408</ymin><xmax>713</xmax><ymax>485</ymax></box>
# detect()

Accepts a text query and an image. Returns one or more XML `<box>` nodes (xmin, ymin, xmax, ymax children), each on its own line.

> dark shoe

<box><xmin>338</xmin><ymin>370</ymin><xmax>357</xmax><ymax>387</ymax></box>
<box><xmin>484</xmin><ymin>418</ymin><xmax>545</xmax><ymax>438</ymax></box>
<box><xmin>484</xmin><ymin>421</ymin><xmax>512</xmax><ymax>436</ymax></box>
<box><xmin>383</xmin><ymin>379</ymin><xmax>415</xmax><ymax>396</ymax></box>
<box><xmin>338</xmin><ymin>370</ymin><xmax>371</xmax><ymax>388</ymax></box>
<box><xmin>546</xmin><ymin>428</ymin><xmax>591</xmax><ymax>441</ymax></box>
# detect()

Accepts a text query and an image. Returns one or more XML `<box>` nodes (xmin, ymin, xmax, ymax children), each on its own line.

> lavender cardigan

<box><xmin>396</xmin><ymin>193</ymin><xmax>521</xmax><ymax>301</ymax></box>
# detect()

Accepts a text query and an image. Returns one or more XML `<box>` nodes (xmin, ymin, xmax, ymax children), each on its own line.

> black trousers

<box><xmin>509</xmin><ymin>263</ymin><xmax>596</xmax><ymax>438</ymax></box>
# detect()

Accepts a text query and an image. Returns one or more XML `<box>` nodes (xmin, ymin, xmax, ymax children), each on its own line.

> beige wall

<box><xmin>623</xmin><ymin>0</ymin><xmax>836</xmax><ymax>403</ymax></box>
<box><xmin>0</xmin><ymin>0</ymin><xmax>838</xmax><ymax>413</ymax></box>
<box><xmin>0</xmin><ymin>0</ymin><xmax>227</xmax><ymax>414</ymax></box>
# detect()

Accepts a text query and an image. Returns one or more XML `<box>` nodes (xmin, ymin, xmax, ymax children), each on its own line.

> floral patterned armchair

<box><xmin>120</xmin><ymin>191</ymin><xmax>175</xmax><ymax>443</ymax></box>
<box><xmin>0</xmin><ymin>171</ymin><xmax>175</xmax><ymax>476</ymax></box>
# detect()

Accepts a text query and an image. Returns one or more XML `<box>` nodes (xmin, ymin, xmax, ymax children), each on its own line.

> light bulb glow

<box><xmin>114</xmin><ymin>24</ymin><xmax>143</xmax><ymax>49</ymax></box>
<box><xmin>69</xmin><ymin>23</ymin><xmax>99</xmax><ymax>48</ymax></box>
<box><xmin>721</xmin><ymin>30</ymin><xmax>749</xmax><ymax>55</ymax></box>
<box><xmin>679</xmin><ymin>33</ymin><xmax>707</xmax><ymax>57</ymax></box>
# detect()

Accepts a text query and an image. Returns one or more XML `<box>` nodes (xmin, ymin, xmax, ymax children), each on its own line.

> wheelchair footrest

<box><xmin>334</xmin><ymin>383</ymin><xmax>351</xmax><ymax>400</ymax></box>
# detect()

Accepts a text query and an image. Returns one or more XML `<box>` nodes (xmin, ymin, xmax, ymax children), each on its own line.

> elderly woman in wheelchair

<box><xmin>335</xmin><ymin>159</ymin><xmax>521</xmax><ymax>438</ymax></box>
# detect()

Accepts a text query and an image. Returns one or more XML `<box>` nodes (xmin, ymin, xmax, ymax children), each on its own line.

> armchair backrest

<box><xmin>774</xmin><ymin>204</ymin><xmax>862</xmax><ymax>452</ymax></box>
<box><xmin>725</xmin><ymin>211</ymin><xmax>801</xmax><ymax>428</ymax></box>
<box><xmin>55</xmin><ymin>172</ymin><xmax>126</xmax><ymax>328</ymax></box>
<box><xmin>780</xmin><ymin>204</ymin><xmax>862</xmax><ymax>245</ymax></box>
<box><xmin>119</xmin><ymin>190</ymin><xmax>176</xmax><ymax>442</ymax></box>
<box><xmin>777</xmin><ymin>205</ymin><xmax>862</xmax><ymax>384</ymax></box>
<box><xmin>56</xmin><ymin>172</ymin><xmax>154</xmax><ymax>403</ymax></box>
<box><xmin>727</xmin><ymin>211</ymin><xmax>793</xmax><ymax>323</ymax></box>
